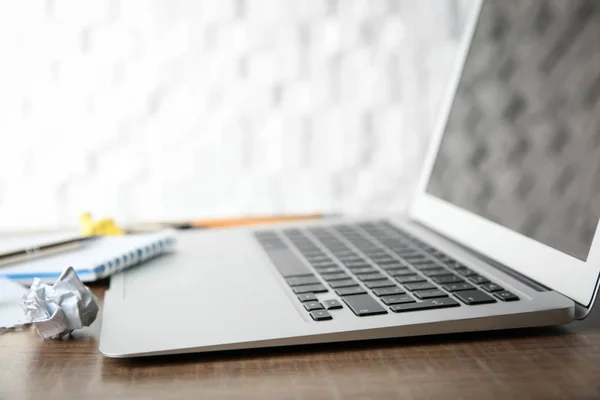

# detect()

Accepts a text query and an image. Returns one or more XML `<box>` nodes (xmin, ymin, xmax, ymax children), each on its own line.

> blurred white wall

<box><xmin>0</xmin><ymin>0</ymin><xmax>470</xmax><ymax>231</ymax></box>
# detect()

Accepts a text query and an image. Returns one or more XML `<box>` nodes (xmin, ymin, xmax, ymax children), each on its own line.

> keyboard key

<box><xmin>365</xmin><ymin>253</ymin><xmax>394</xmax><ymax>261</ymax></box>
<box><xmin>409</xmin><ymin>261</ymin><xmax>440</xmax><ymax>269</ymax></box>
<box><xmin>433</xmin><ymin>254</ymin><xmax>451</xmax><ymax>262</ymax></box>
<box><xmin>297</xmin><ymin>293</ymin><xmax>317</xmax><ymax>302</ymax></box>
<box><xmin>411</xmin><ymin>262</ymin><xmax>443</xmax><ymax>270</ymax></box>
<box><xmin>329</xmin><ymin>279</ymin><xmax>358</xmax><ymax>289</ymax></box>
<box><xmin>370</xmin><ymin>257</ymin><xmax>397</xmax><ymax>264</ymax></box>
<box><xmin>495</xmin><ymin>291</ymin><xmax>520</xmax><ymax>301</ymax></box>
<box><xmin>394</xmin><ymin>250</ymin><xmax>421</xmax><ymax>257</ymax></box>
<box><xmin>364</xmin><ymin>253</ymin><xmax>389</xmax><ymax>260</ymax></box>
<box><xmin>422</xmin><ymin>269</ymin><xmax>452</xmax><ymax>277</ymax></box>
<box><xmin>454</xmin><ymin>289</ymin><xmax>497</xmax><ymax>305</ymax></box>
<box><xmin>290</xmin><ymin>237</ymin><xmax>312</xmax><ymax>243</ymax></box>
<box><xmin>354</xmin><ymin>243</ymin><xmax>377</xmax><ymax>251</ymax></box>
<box><xmin>310</xmin><ymin>261</ymin><xmax>338</xmax><ymax>268</ymax></box>
<box><xmin>347</xmin><ymin>266</ymin><xmax>376</xmax><ymax>274</ymax></box>
<box><xmin>293</xmin><ymin>284</ymin><xmax>328</xmax><ymax>294</ymax></box>
<box><xmin>443</xmin><ymin>282</ymin><xmax>475</xmax><ymax>292</ymax></box>
<box><xmin>321</xmin><ymin>272</ymin><xmax>350</xmax><ymax>281</ymax></box>
<box><xmin>342</xmin><ymin>261</ymin><xmax>370</xmax><ymax>268</ymax></box>
<box><xmin>379</xmin><ymin>263</ymin><xmax>408</xmax><ymax>270</ymax></box>
<box><xmin>429</xmin><ymin>249</ymin><xmax>446</xmax><ymax>257</ymax></box>
<box><xmin>342</xmin><ymin>294</ymin><xmax>388</xmax><ymax>316</ymax></box>
<box><xmin>309</xmin><ymin>310</ymin><xmax>332</xmax><ymax>321</ymax></box>
<box><xmin>373</xmin><ymin>286</ymin><xmax>405</xmax><ymax>296</ymax></box>
<box><xmin>403</xmin><ymin>255</ymin><xmax>428</xmax><ymax>261</ymax></box>
<box><xmin>390</xmin><ymin>298</ymin><xmax>460</xmax><ymax>313</ymax></box>
<box><xmin>365</xmin><ymin>279</ymin><xmax>395</xmax><ymax>289</ymax></box>
<box><xmin>387</xmin><ymin>268</ymin><xmax>414</xmax><ymax>277</ymax></box>
<box><xmin>303</xmin><ymin>301</ymin><xmax>324</xmax><ymax>311</ymax></box>
<box><xmin>331</xmin><ymin>250</ymin><xmax>356</xmax><ymax>257</ymax></box>
<box><xmin>300</xmin><ymin>250</ymin><xmax>326</xmax><ymax>257</ymax></box>
<box><xmin>322</xmin><ymin>299</ymin><xmax>343</xmax><ymax>310</ymax></box>
<box><xmin>309</xmin><ymin>259</ymin><xmax>335</xmax><ymax>266</ymax></box>
<box><xmin>376</xmin><ymin>262</ymin><xmax>406</xmax><ymax>269</ymax></box>
<box><xmin>315</xmin><ymin>266</ymin><xmax>342</xmax><ymax>274</ymax></box>
<box><xmin>404</xmin><ymin>282</ymin><xmax>436</xmax><ymax>292</ymax></box>
<box><xmin>359</xmin><ymin>247</ymin><xmax>384</xmax><ymax>254</ymax></box>
<box><xmin>367</xmin><ymin>253</ymin><xmax>392</xmax><ymax>259</ymax></box>
<box><xmin>338</xmin><ymin>256</ymin><xmax>364</xmax><ymax>263</ymax></box>
<box><xmin>468</xmin><ymin>275</ymin><xmax>491</xmax><ymax>285</ymax></box>
<box><xmin>481</xmin><ymin>283</ymin><xmax>504</xmax><ymax>292</ymax></box>
<box><xmin>381</xmin><ymin>294</ymin><xmax>415</xmax><ymax>305</ymax></box>
<box><xmin>265</xmin><ymin>249</ymin><xmax>312</xmax><ymax>277</ymax></box>
<box><xmin>454</xmin><ymin>267</ymin><xmax>477</xmax><ymax>277</ymax></box>
<box><xmin>286</xmin><ymin>276</ymin><xmax>320</xmax><ymax>287</ymax></box>
<box><xmin>389</xmin><ymin>246</ymin><xmax>412</xmax><ymax>252</ymax></box>
<box><xmin>305</xmin><ymin>255</ymin><xmax>332</xmax><ymax>263</ymax></box>
<box><xmin>396</xmin><ymin>275</ymin><xmax>426</xmax><ymax>284</ymax></box>
<box><xmin>335</xmin><ymin>286</ymin><xmax>367</xmax><ymax>296</ymax></box>
<box><xmin>445</xmin><ymin>260</ymin><xmax>466</xmax><ymax>269</ymax></box>
<box><xmin>356</xmin><ymin>273</ymin><xmax>386</xmax><ymax>281</ymax></box>
<box><xmin>414</xmin><ymin>289</ymin><xmax>448</xmax><ymax>300</ymax></box>
<box><xmin>432</xmin><ymin>275</ymin><xmax>464</xmax><ymax>284</ymax></box>
<box><xmin>364</xmin><ymin>248</ymin><xmax>388</xmax><ymax>255</ymax></box>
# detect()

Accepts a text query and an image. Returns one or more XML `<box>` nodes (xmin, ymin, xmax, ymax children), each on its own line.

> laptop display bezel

<box><xmin>409</xmin><ymin>0</ymin><xmax>600</xmax><ymax>308</ymax></box>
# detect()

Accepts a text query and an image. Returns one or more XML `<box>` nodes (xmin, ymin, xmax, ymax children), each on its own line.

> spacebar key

<box><xmin>390</xmin><ymin>298</ymin><xmax>459</xmax><ymax>313</ymax></box>
<box><xmin>342</xmin><ymin>294</ymin><xmax>388</xmax><ymax>316</ymax></box>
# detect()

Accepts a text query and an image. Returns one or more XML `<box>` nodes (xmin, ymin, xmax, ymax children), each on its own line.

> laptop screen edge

<box><xmin>408</xmin><ymin>0</ymin><xmax>600</xmax><ymax>309</ymax></box>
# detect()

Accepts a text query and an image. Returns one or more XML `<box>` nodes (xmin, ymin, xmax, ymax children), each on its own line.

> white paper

<box><xmin>21</xmin><ymin>267</ymin><xmax>99</xmax><ymax>339</ymax></box>
<box><xmin>0</xmin><ymin>279</ymin><xmax>28</xmax><ymax>329</ymax></box>
<box><xmin>0</xmin><ymin>232</ymin><xmax>80</xmax><ymax>255</ymax></box>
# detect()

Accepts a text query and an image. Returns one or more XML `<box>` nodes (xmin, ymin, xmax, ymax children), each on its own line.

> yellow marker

<box><xmin>79</xmin><ymin>212</ymin><xmax>124</xmax><ymax>236</ymax></box>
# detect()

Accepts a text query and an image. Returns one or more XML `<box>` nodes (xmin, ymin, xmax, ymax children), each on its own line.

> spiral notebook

<box><xmin>0</xmin><ymin>230</ymin><xmax>177</xmax><ymax>284</ymax></box>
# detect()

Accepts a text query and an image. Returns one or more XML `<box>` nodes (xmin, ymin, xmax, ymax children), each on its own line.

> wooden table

<box><xmin>2</xmin><ymin>282</ymin><xmax>600</xmax><ymax>400</ymax></box>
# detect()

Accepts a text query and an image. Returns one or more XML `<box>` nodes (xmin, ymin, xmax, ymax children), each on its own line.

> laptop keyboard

<box><xmin>254</xmin><ymin>221</ymin><xmax>519</xmax><ymax>321</ymax></box>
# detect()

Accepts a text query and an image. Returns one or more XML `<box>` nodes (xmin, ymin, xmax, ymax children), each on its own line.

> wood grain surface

<box><xmin>2</xmin><ymin>283</ymin><xmax>600</xmax><ymax>400</ymax></box>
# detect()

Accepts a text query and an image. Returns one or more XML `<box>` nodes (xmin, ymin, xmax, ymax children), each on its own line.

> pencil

<box><xmin>189</xmin><ymin>214</ymin><xmax>337</xmax><ymax>228</ymax></box>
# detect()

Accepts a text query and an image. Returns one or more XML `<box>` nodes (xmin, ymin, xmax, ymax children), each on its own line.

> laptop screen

<box><xmin>426</xmin><ymin>0</ymin><xmax>600</xmax><ymax>261</ymax></box>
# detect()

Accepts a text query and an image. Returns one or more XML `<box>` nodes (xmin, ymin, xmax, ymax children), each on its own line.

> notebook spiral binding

<box><xmin>93</xmin><ymin>230</ymin><xmax>177</xmax><ymax>278</ymax></box>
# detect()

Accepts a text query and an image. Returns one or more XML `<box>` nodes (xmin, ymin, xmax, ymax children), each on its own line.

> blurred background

<box><xmin>0</xmin><ymin>0</ymin><xmax>471</xmax><ymax>231</ymax></box>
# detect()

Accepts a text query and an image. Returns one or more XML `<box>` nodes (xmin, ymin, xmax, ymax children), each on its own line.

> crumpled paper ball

<box><xmin>21</xmin><ymin>266</ymin><xmax>99</xmax><ymax>339</ymax></box>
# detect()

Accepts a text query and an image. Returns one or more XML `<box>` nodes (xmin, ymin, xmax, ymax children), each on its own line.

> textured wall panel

<box><xmin>0</xmin><ymin>0</ymin><xmax>469</xmax><ymax>230</ymax></box>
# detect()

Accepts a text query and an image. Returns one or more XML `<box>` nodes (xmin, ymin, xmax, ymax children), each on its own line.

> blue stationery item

<box><xmin>0</xmin><ymin>230</ymin><xmax>176</xmax><ymax>284</ymax></box>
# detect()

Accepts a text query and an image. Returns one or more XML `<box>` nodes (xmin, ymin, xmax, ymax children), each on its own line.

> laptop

<box><xmin>99</xmin><ymin>0</ymin><xmax>600</xmax><ymax>358</ymax></box>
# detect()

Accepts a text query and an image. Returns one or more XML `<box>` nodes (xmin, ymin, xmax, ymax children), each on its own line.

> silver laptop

<box><xmin>100</xmin><ymin>0</ymin><xmax>600</xmax><ymax>358</ymax></box>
